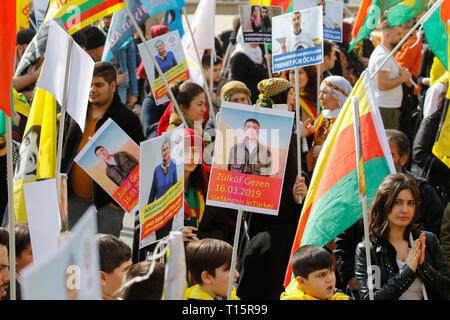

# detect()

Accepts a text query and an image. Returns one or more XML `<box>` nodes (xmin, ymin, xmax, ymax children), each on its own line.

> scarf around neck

<box><xmin>231</xmin><ymin>27</ymin><xmax>263</xmax><ymax>65</ymax></box>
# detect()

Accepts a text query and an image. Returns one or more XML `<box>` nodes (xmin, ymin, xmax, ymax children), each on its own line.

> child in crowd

<box><xmin>122</xmin><ymin>261</ymin><xmax>165</xmax><ymax>300</ymax></box>
<box><xmin>96</xmin><ymin>234</ymin><xmax>132</xmax><ymax>300</ymax></box>
<box><xmin>281</xmin><ymin>245</ymin><xmax>349</xmax><ymax>300</ymax></box>
<box><xmin>184</xmin><ymin>238</ymin><xmax>240</xmax><ymax>300</ymax></box>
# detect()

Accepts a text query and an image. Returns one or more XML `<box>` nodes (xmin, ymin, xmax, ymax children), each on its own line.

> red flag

<box><xmin>0</xmin><ymin>0</ymin><xmax>16</xmax><ymax>118</ymax></box>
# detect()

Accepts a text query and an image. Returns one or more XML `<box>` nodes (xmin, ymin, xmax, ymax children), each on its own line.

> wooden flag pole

<box><xmin>351</xmin><ymin>96</ymin><xmax>374</xmax><ymax>300</ymax></box>
<box><xmin>294</xmin><ymin>68</ymin><xmax>303</xmax><ymax>204</ymax></box>
<box><xmin>181</xmin><ymin>7</ymin><xmax>217</xmax><ymax>127</ymax></box>
<box><xmin>56</xmin><ymin>38</ymin><xmax>73</xmax><ymax>175</ymax></box>
<box><xmin>123</xmin><ymin>6</ymin><xmax>188</xmax><ymax>128</ymax></box>
<box><xmin>6</xmin><ymin>115</ymin><xmax>16</xmax><ymax>300</ymax></box>
<box><xmin>227</xmin><ymin>209</ymin><xmax>243</xmax><ymax>300</ymax></box>
<box><xmin>370</xmin><ymin>0</ymin><xmax>443</xmax><ymax>81</ymax></box>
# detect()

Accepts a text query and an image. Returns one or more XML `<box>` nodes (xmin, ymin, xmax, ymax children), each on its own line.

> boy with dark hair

<box><xmin>15</xmin><ymin>223</ymin><xmax>33</xmax><ymax>276</ymax></box>
<box><xmin>122</xmin><ymin>261</ymin><xmax>165</xmax><ymax>300</ymax></box>
<box><xmin>184</xmin><ymin>238</ymin><xmax>240</xmax><ymax>300</ymax></box>
<box><xmin>96</xmin><ymin>233</ymin><xmax>132</xmax><ymax>300</ymax></box>
<box><xmin>281</xmin><ymin>245</ymin><xmax>349</xmax><ymax>300</ymax></box>
<box><xmin>202</xmin><ymin>54</ymin><xmax>227</xmax><ymax>114</ymax></box>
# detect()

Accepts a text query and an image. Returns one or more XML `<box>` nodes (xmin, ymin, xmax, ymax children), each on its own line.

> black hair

<box><xmin>96</xmin><ymin>234</ymin><xmax>131</xmax><ymax>273</ymax></box>
<box><xmin>94</xmin><ymin>145</ymin><xmax>105</xmax><ymax>154</ymax></box>
<box><xmin>291</xmin><ymin>245</ymin><xmax>333</xmax><ymax>279</ymax></box>
<box><xmin>93</xmin><ymin>61</ymin><xmax>117</xmax><ymax>85</ymax></box>
<box><xmin>323</xmin><ymin>40</ymin><xmax>334</xmax><ymax>58</ymax></box>
<box><xmin>123</xmin><ymin>261</ymin><xmax>165</xmax><ymax>300</ymax></box>
<box><xmin>244</xmin><ymin>118</ymin><xmax>260</xmax><ymax>129</ymax></box>
<box><xmin>201</xmin><ymin>54</ymin><xmax>222</xmax><ymax>69</ymax></box>
<box><xmin>271</xmin><ymin>88</ymin><xmax>291</xmax><ymax>105</ymax></box>
<box><xmin>170</xmin><ymin>80</ymin><xmax>205</xmax><ymax>110</ymax></box>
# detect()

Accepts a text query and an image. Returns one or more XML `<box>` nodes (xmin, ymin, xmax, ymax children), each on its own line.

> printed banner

<box><xmin>138</xmin><ymin>30</ymin><xmax>190</xmax><ymax>105</ymax></box>
<box><xmin>272</xmin><ymin>6</ymin><xmax>324</xmax><ymax>73</ymax></box>
<box><xmin>206</xmin><ymin>102</ymin><xmax>294</xmax><ymax>215</ymax></box>
<box><xmin>139</xmin><ymin>126</ymin><xmax>184</xmax><ymax>248</ymax></box>
<box><xmin>294</xmin><ymin>0</ymin><xmax>343</xmax><ymax>42</ymax></box>
<box><xmin>74</xmin><ymin>118</ymin><xmax>140</xmax><ymax>214</ymax></box>
<box><xmin>239</xmin><ymin>4</ymin><xmax>283</xmax><ymax>43</ymax></box>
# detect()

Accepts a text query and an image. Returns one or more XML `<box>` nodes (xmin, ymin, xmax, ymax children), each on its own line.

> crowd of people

<box><xmin>0</xmin><ymin>4</ymin><xmax>449</xmax><ymax>301</ymax></box>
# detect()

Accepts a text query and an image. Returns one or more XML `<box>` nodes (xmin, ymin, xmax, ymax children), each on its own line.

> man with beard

<box><xmin>258</xmin><ymin>6</ymin><xmax>272</xmax><ymax>33</ymax></box>
<box><xmin>368</xmin><ymin>15</ymin><xmax>412</xmax><ymax>130</ymax></box>
<box><xmin>281</xmin><ymin>11</ymin><xmax>315</xmax><ymax>54</ymax></box>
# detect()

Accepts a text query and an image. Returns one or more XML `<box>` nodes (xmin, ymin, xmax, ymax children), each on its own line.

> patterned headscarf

<box><xmin>256</xmin><ymin>78</ymin><xmax>293</xmax><ymax>108</ymax></box>
<box><xmin>320</xmin><ymin>76</ymin><xmax>353</xmax><ymax>107</ymax></box>
<box><xmin>220</xmin><ymin>80</ymin><xmax>251</xmax><ymax>102</ymax></box>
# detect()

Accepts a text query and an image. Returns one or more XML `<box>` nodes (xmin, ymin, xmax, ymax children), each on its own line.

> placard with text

<box><xmin>206</xmin><ymin>102</ymin><xmax>294</xmax><ymax>215</ymax></box>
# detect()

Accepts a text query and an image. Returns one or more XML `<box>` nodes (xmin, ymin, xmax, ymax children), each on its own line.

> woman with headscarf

<box><xmin>229</xmin><ymin>28</ymin><xmax>268</xmax><ymax>104</ymax></box>
<box><xmin>306</xmin><ymin>76</ymin><xmax>352</xmax><ymax>173</ymax></box>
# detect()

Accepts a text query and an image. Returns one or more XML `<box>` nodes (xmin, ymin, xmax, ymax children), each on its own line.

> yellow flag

<box><xmin>13</xmin><ymin>88</ymin><xmax>30</xmax><ymax>118</ymax></box>
<box><xmin>432</xmin><ymin>22</ymin><xmax>450</xmax><ymax>169</ymax></box>
<box><xmin>16</xmin><ymin>0</ymin><xmax>30</xmax><ymax>32</ymax></box>
<box><xmin>13</xmin><ymin>87</ymin><xmax>57</xmax><ymax>223</ymax></box>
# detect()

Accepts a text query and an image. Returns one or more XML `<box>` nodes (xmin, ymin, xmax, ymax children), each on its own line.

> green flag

<box><xmin>423</xmin><ymin>0</ymin><xmax>449</xmax><ymax>70</ymax></box>
<box><xmin>387</xmin><ymin>0</ymin><xmax>430</xmax><ymax>27</ymax></box>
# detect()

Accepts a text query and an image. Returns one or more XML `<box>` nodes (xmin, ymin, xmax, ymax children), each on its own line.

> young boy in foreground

<box><xmin>281</xmin><ymin>245</ymin><xmax>350</xmax><ymax>300</ymax></box>
<box><xmin>184</xmin><ymin>238</ymin><xmax>240</xmax><ymax>300</ymax></box>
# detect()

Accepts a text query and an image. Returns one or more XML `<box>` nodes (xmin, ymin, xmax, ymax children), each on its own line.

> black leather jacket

<box><xmin>355</xmin><ymin>231</ymin><xmax>450</xmax><ymax>300</ymax></box>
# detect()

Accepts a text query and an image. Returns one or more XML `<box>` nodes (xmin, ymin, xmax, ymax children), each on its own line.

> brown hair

<box><xmin>123</xmin><ymin>261</ymin><xmax>165</xmax><ymax>300</ymax></box>
<box><xmin>368</xmin><ymin>173</ymin><xmax>420</xmax><ymax>243</ymax></box>
<box><xmin>185</xmin><ymin>238</ymin><xmax>233</xmax><ymax>285</ymax></box>
<box><xmin>96</xmin><ymin>234</ymin><xmax>131</xmax><ymax>273</ymax></box>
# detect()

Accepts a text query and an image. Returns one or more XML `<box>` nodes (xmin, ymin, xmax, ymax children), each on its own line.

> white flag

<box><xmin>37</xmin><ymin>20</ymin><xmax>94</xmax><ymax>132</ymax></box>
<box><xmin>181</xmin><ymin>0</ymin><xmax>216</xmax><ymax>85</ymax></box>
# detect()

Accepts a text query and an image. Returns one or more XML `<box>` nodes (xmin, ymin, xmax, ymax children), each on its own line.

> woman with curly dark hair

<box><xmin>355</xmin><ymin>173</ymin><xmax>450</xmax><ymax>300</ymax></box>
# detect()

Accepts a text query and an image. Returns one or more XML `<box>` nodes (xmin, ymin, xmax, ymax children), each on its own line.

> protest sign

<box><xmin>138</xmin><ymin>31</ymin><xmax>190</xmax><ymax>105</ymax></box>
<box><xmin>23</xmin><ymin>179</ymin><xmax>61</xmax><ymax>266</ymax></box>
<box><xmin>294</xmin><ymin>0</ymin><xmax>343</xmax><ymax>42</ymax></box>
<box><xmin>74</xmin><ymin>118</ymin><xmax>140</xmax><ymax>214</ymax></box>
<box><xmin>139</xmin><ymin>126</ymin><xmax>184</xmax><ymax>248</ymax></box>
<box><xmin>271</xmin><ymin>6</ymin><xmax>324</xmax><ymax>73</ymax></box>
<box><xmin>206</xmin><ymin>102</ymin><xmax>294</xmax><ymax>215</ymax></box>
<box><xmin>37</xmin><ymin>20</ymin><xmax>94</xmax><ymax>132</ymax></box>
<box><xmin>21</xmin><ymin>206</ymin><xmax>101</xmax><ymax>300</ymax></box>
<box><xmin>239</xmin><ymin>5</ymin><xmax>283</xmax><ymax>43</ymax></box>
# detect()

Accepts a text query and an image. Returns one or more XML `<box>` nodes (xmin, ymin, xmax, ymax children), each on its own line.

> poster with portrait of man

<box><xmin>206</xmin><ymin>102</ymin><xmax>294</xmax><ymax>215</ymax></box>
<box><xmin>239</xmin><ymin>4</ymin><xmax>283</xmax><ymax>43</ymax></box>
<box><xmin>139</xmin><ymin>126</ymin><xmax>185</xmax><ymax>248</ymax></box>
<box><xmin>138</xmin><ymin>30</ymin><xmax>190</xmax><ymax>105</ymax></box>
<box><xmin>272</xmin><ymin>6</ymin><xmax>324</xmax><ymax>73</ymax></box>
<box><xmin>294</xmin><ymin>0</ymin><xmax>343</xmax><ymax>42</ymax></box>
<box><xmin>74</xmin><ymin>118</ymin><xmax>140</xmax><ymax>215</ymax></box>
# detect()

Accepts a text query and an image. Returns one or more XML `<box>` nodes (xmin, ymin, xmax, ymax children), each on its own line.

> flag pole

<box><xmin>351</xmin><ymin>96</ymin><xmax>374</xmax><ymax>300</ymax></box>
<box><xmin>317</xmin><ymin>63</ymin><xmax>321</xmax><ymax>114</ymax></box>
<box><xmin>181</xmin><ymin>7</ymin><xmax>217</xmax><ymax>127</ymax></box>
<box><xmin>123</xmin><ymin>6</ymin><xmax>188</xmax><ymax>128</ymax></box>
<box><xmin>6</xmin><ymin>114</ymin><xmax>16</xmax><ymax>300</ymax></box>
<box><xmin>227</xmin><ymin>209</ymin><xmax>243</xmax><ymax>300</ymax></box>
<box><xmin>294</xmin><ymin>68</ymin><xmax>303</xmax><ymax>204</ymax></box>
<box><xmin>210</xmin><ymin>48</ymin><xmax>215</xmax><ymax>96</ymax></box>
<box><xmin>370</xmin><ymin>0</ymin><xmax>444</xmax><ymax>81</ymax></box>
<box><xmin>56</xmin><ymin>38</ymin><xmax>73</xmax><ymax>175</ymax></box>
<box><xmin>264</xmin><ymin>43</ymin><xmax>272</xmax><ymax>78</ymax></box>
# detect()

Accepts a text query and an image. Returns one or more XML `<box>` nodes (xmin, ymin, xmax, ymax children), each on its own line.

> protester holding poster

<box><xmin>61</xmin><ymin>62</ymin><xmax>144</xmax><ymax>237</ymax></box>
<box><xmin>138</xmin><ymin>31</ymin><xmax>190</xmax><ymax>105</ymax></box>
<box><xmin>272</xmin><ymin>7</ymin><xmax>324</xmax><ymax>73</ymax></box>
<box><xmin>236</xmin><ymin>78</ymin><xmax>309</xmax><ymax>300</ymax></box>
